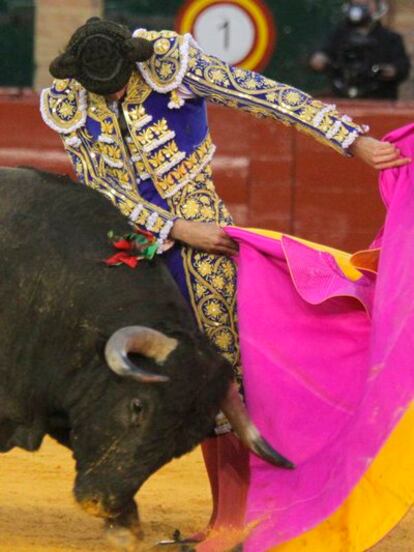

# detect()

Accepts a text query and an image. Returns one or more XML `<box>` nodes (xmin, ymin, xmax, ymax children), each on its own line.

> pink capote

<box><xmin>226</xmin><ymin>124</ymin><xmax>414</xmax><ymax>551</ymax></box>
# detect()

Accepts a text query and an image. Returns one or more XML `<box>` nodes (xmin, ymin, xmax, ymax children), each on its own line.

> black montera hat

<box><xmin>49</xmin><ymin>17</ymin><xmax>154</xmax><ymax>95</ymax></box>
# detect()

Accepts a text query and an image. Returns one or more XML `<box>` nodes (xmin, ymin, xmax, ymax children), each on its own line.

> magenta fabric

<box><xmin>225</xmin><ymin>123</ymin><xmax>414</xmax><ymax>551</ymax></box>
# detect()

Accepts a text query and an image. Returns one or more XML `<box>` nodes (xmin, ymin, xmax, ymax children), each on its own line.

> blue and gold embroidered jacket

<box><xmin>41</xmin><ymin>29</ymin><xmax>367</xmax><ymax>243</ymax></box>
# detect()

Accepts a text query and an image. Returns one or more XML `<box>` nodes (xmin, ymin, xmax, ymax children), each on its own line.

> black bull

<box><xmin>0</xmin><ymin>168</ymin><xmax>291</xmax><ymax>544</ymax></box>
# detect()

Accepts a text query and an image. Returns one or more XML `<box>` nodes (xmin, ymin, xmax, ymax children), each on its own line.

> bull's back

<box><xmin>0</xmin><ymin>167</ymin><xmax>133</xmax><ymax>315</ymax></box>
<box><xmin>0</xmin><ymin>167</ymin><xmax>192</xmax><ymax>368</ymax></box>
<box><xmin>0</xmin><ymin>167</ymin><xmax>131</xmax><ymax>247</ymax></box>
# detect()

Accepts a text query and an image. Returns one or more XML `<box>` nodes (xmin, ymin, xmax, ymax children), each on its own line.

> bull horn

<box><xmin>105</xmin><ymin>326</ymin><xmax>178</xmax><ymax>383</ymax></box>
<box><xmin>221</xmin><ymin>384</ymin><xmax>295</xmax><ymax>469</ymax></box>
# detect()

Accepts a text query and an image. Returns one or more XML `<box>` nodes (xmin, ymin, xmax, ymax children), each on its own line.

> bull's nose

<box><xmin>78</xmin><ymin>495</ymin><xmax>108</xmax><ymax>518</ymax></box>
<box><xmin>74</xmin><ymin>485</ymin><xmax>125</xmax><ymax>518</ymax></box>
<box><xmin>74</xmin><ymin>484</ymin><xmax>107</xmax><ymax>517</ymax></box>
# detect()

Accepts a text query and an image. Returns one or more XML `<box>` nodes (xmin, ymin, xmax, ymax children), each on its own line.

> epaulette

<box><xmin>40</xmin><ymin>78</ymin><xmax>87</xmax><ymax>134</ymax></box>
<box><xmin>133</xmin><ymin>29</ymin><xmax>197</xmax><ymax>93</ymax></box>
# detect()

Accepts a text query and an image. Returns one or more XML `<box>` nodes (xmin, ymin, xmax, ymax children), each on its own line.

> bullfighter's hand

<box><xmin>170</xmin><ymin>220</ymin><xmax>239</xmax><ymax>256</ymax></box>
<box><xmin>350</xmin><ymin>136</ymin><xmax>412</xmax><ymax>170</ymax></box>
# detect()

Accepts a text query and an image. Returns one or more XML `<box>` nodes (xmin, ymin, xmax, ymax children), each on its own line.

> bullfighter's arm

<box><xmin>182</xmin><ymin>46</ymin><xmax>368</xmax><ymax>155</ymax></box>
<box><xmin>65</xmin><ymin>141</ymin><xmax>176</xmax><ymax>245</ymax></box>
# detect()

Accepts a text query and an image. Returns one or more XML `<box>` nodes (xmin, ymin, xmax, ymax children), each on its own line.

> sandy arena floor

<box><xmin>0</xmin><ymin>438</ymin><xmax>412</xmax><ymax>551</ymax></box>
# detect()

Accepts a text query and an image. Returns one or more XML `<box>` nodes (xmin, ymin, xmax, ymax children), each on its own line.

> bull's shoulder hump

<box><xmin>40</xmin><ymin>79</ymin><xmax>87</xmax><ymax>134</ymax></box>
<box><xmin>134</xmin><ymin>28</ymin><xmax>195</xmax><ymax>93</ymax></box>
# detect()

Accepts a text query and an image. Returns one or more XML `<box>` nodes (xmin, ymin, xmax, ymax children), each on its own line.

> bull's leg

<box><xmin>0</xmin><ymin>398</ymin><xmax>45</xmax><ymax>452</ymax></box>
<box><xmin>0</xmin><ymin>418</ymin><xmax>18</xmax><ymax>452</ymax></box>
<box><xmin>74</xmin><ymin>476</ymin><xmax>142</xmax><ymax>550</ymax></box>
<box><xmin>104</xmin><ymin>499</ymin><xmax>142</xmax><ymax>551</ymax></box>
<box><xmin>105</xmin><ymin>499</ymin><xmax>141</xmax><ymax>534</ymax></box>
<box><xmin>0</xmin><ymin>419</ymin><xmax>45</xmax><ymax>452</ymax></box>
<box><xmin>48</xmin><ymin>427</ymin><xmax>71</xmax><ymax>448</ymax></box>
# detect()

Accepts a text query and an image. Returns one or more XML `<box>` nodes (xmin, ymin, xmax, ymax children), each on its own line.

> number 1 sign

<box><xmin>176</xmin><ymin>0</ymin><xmax>277</xmax><ymax>72</ymax></box>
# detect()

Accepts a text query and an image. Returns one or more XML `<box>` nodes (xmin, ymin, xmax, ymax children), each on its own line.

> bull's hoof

<box><xmin>105</xmin><ymin>525</ymin><xmax>140</xmax><ymax>551</ymax></box>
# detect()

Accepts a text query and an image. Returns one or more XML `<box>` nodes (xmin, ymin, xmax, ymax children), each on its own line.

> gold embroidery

<box><xmin>152</xmin><ymin>119</ymin><xmax>169</xmax><ymax>134</ymax></box>
<box><xmin>137</xmin><ymin>30</ymin><xmax>184</xmax><ymax>89</ymax></box>
<box><xmin>148</xmin><ymin>145</ymin><xmax>178</xmax><ymax>167</ymax></box>
<box><xmin>135</xmin><ymin>29</ymin><xmax>177</xmax><ymax>41</ymax></box>
<box><xmin>184</xmin><ymin>46</ymin><xmax>366</xmax><ymax>154</ymax></box>
<box><xmin>101</xmin><ymin>120</ymin><xmax>114</xmax><ymax>134</ymax></box>
<box><xmin>125</xmin><ymin>71</ymin><xmax>152</xmax><ymax>104</ymax></box>
<box><xmin>166</xmin><ymin>167</ymin><xmax>240</xmax><ymax>375</ymax></box>
<box><xmin>41</xmin><ymin>79</ymin><xmax>86</xmax><ymax>133</ymax></box>
<box><xmin>124</xmin><ymin>97</ymin><xmax>215</xmax><ymax>197</ymax></box>
<box><xmin>123</xmin><ymin>102</ymin><xmax>190</xmax><ymax>193</ymax></box>
<box><xmin>65</xmin><ymin>124</ymin><xmax>174</xmax><ymax>234</ymax></box>
<box><xmin>137</xmin><ymin>127</ymin><xmax>156</xmax><ymax>147</ymax></box>
<box><xmin>154</xmin><ymin>37</ymin><xmax>171</xmax><ymax>55</ymax></box>
<box><xmin>58</xmin><ymin>102</ymin><xmax>75</xmax><ymax>118</ymax></box>
<box><xmin>155</xmin><ymin>136</ymin><xmax>215</xmax><ymax>197</ymax></box>
<box><xmin>54</xmin><ymin>79</ymin><xmax>70</xmax><ymax>92</ymax></box>
<box><xmin>134</xmin><ymin>118</ymin><xmax>172</xmax><ymax>149</ymax></box>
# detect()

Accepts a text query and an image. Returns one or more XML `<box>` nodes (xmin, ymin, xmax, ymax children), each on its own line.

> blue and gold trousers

<box><xmin>162</xmin><ymin>165</ymin><xmax>241</xmax><ymax>378</ymax></box>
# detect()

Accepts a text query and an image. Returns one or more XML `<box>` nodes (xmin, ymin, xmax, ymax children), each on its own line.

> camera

<box><xmin>329</xmin><ymin>32</ymin><xmax>382</xmax><ymax>98</ymax></box>
<box><xmin>345</xmin><ymin>4</ymin><xmax>372</xmax><ymax>26</ymax></box>
<box><xmin>342</xmin><ymin>1</ymin><xmax>388</xmax><ymax>27</ymax></box>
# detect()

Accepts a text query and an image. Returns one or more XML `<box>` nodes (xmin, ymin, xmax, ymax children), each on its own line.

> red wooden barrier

<box><xmin>0</xmin><ymin>90</ymin><xmax>412</xmax><ymax>251</ymax></box>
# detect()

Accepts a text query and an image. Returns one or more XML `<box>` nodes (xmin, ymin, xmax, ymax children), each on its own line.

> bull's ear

<box><xmin>129</xmin><ymin>398</ymin><xmax>145</xmax><ymax>426</ymax></box>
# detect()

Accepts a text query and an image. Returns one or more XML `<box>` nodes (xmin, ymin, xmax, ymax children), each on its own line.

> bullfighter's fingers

<box><xmin>213</xmin><ymin>244</ymin><xmax>239</xmax><ymax>257</ymax></box>
<box><xmin>377</xmin><ymin>142</ymin><xmax>399</xmax><ymax>153</ymax></box>
<box><xmin>376</xmin><ymin>157</ymin><xmax>412</xmax><ymax>170</ymax></box>
<box><xmin>373</xmin><ymin>151</ymin><xmax>402</xmax><ymax>162</ymax></box>
<box><xmin>218</xmin><ymin>235</ymin><xmax>239</xmax><ymax>251</ymax></box>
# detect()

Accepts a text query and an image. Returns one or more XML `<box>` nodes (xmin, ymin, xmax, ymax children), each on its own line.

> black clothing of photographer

<box><xmin>309</xmin><ymin>1</ymin><xmax>411</xmax><ymax>100</ymax></box>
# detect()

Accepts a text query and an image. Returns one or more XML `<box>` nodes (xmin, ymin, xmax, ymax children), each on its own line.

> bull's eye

<box><xmin>130</xmin><ymin>398</ymin><xmax>144</xmax><ymax>426</ymax></box>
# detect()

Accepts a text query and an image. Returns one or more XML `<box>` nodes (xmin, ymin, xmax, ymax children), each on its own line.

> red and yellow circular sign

<box><xmin>176</xmin><ymin>0</ymin><xmax>277</xmax><ymax>72</ymax></box>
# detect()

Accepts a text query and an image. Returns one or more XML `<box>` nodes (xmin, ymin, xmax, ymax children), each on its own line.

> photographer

<box><xmin>309</xmin><ymin>0</ymin><xmax>411</xmax><ymax>99</ymax></box>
